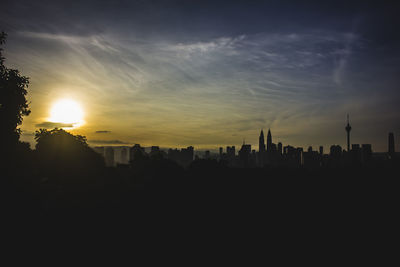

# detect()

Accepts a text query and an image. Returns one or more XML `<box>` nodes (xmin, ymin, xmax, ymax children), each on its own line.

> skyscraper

<box><xmin>121</xmin><ymin>147</ymin><xmax>128</xmax><ymax>164</ymax></box>
<box><xmin>278</xmin><ymin>142</ymin><xmax>283</xmax><ymax>155</ymax></box>
<box><xmin>388</xmin><ymin>132</ymin><xmax>395</xmax><ymax>155</ymax></box>
<box><xmin>130</xmin><ymin>144</ymin><xmax>146</xmax><ymax>162</ymax></box>
<box><xmin>345</xmin><ymin>114</ymin><xmax>352</xmax><ymax>152</ymax></box>
<box><xmin>239</xmin><ymin>143</ymin><xmax>252</xmax><ymax>166</ymax></box>
<box><xmin>105</xmin><ymin>147</ymin><xmax>115</xmax><ymax>167</ymax></box>
<box><xmin>227</xmin><ymin>146</ymin><xmax>235</xmax><ymax>159</ymax></box>
<box><xmin>259</xmin><ymin>129</ymin><xmax>265</xmax><ymax>152</ymax></box>
<box><xmin>267</xmin><ymin>129</ymin><xmax>272</xmax><ymax>152</ymax></box>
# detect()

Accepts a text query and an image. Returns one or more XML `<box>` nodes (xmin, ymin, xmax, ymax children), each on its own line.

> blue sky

<box><xmin>1</xmin><ymin>0</ymin><xmax>399</xmax><ymax>151</ymax></box>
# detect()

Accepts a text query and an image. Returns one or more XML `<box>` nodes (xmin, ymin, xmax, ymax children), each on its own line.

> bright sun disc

<box><xmin>49</xmin><ymin>99</ymin><xmax>84</xmax><ymax>127</ymax></box>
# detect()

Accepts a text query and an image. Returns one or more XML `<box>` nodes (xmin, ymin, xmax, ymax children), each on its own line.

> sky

<box><xmin>1</xmin><ymin>0</ymin><xmax>399</xmax><ymax>151</ymax></box>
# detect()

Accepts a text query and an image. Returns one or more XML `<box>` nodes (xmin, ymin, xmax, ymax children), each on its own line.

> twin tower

<box><xmin>258</xmin><ymin>129</ymin><xmax>272</xmax><ymax>153</ymax></box>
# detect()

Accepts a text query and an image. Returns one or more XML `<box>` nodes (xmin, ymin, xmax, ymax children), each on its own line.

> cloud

<box><xmin>35</xmin><ymin>122</ymin><xmax>74</xmax><ymax>128</ymax></box>
<box><xmin>95</xmin><ymin>130</ymin><xmax>111</xmax><ymax>134</ymax></box>
<box><xmin>88</xmin><ymin>139</ymin><xmax>129</xmax><ymax>145</ymax></box>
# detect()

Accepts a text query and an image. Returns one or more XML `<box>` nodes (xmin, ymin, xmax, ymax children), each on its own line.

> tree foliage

<box><xmin>0</xmin><ymin>31</ymin><xmax>31</xmax><ymax>147</ymax></box>
<box><xmin>34</xmin><ymin>128</ymin><xmax>105</xmax><ymax>176</ymax></box>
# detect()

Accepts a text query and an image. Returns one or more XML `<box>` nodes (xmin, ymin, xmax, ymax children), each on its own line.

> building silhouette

<box><xmin>283</xmin><ymin>145</ymin><xmax>302</xmax><ymax>167</ymax></box>
<box><xmin>267</xmin><ymin>129</ymin><xmax>272</xmax><ymax>152</ymax></box>
<box><xmin>259</xmin><ymin>130</ymin><xmax>265</xmax><ymax>152</ymax></box>
<box><xmin>361</xmin><ymin>144</ymin><xmax>372</xmax><ymax>162</ymax></box>
<box><xmin>329</xmin><ymin>145</ymin><xmax>342</xmax><ymax>166</ymax></box>
<box><xmin>168</xmin><ymin>146</ymin><xmax>194</xmax><ymax>167</ymax></box>
<box><xmin>388</xmin><ymin>132</ymin><xmax>395</xmax><ymax>156</ymax></box>
<box><xmin>105</xmin><ymin>147</ymin><xmax>115</xmax><ymax>167</ymax></box>
<box><xmin>151</xmin><ymin>146</ymin><xmax>160</xmax><ymax>153</ymax></box>
<box><xmin>103</xmin><ymin>117</ymin><xmax>391</xmax><ymax>170</ymax></box>
<box><xmin>120</xmin><ymin>147</ymin><xmax>128</xmax><ymax>164</ymax></box>
<box><xmin>226</xmin><ymin>146</ymin><xmax>236</xmax><ymax>162</ymax></box>
<box><xmin>149</xmin><ymin>146</ymin><xmax>166</xmax><ymax>159</ymax></box>
<box><xmin>345</xmin><ymin>114</ymin><xmax>352</xmax><ymax>152</ymax></box>
<box><xmin>130</xmin><ymin>144</ymin><xmax>146</xmax><ymax>162</ymax></box>
<box><xmin>239</xmin><ymin>142</ymin><xmax>252</xmax><ymax>167</ymax></box>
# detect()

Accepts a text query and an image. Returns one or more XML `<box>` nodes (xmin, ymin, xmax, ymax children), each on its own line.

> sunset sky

<box><xmin>1</xmin><ymin>0</ymin><xmax>399</xmax><ymax>151</ymax></box>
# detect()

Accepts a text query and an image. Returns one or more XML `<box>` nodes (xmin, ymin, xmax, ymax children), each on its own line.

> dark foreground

<box><xmin>2</xmin><ymin>158</ymin><xmax>398</xmax><ymax>261</ymax></box>
<box><xmin>3</xmin><ymin>158</ymin><xmax>398</xmax><ymax>216</ymax></box>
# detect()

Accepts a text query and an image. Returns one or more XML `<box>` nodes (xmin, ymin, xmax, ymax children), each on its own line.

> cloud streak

<box><xmin>88</xmin><ymin>139</ymin><xmax>129</xmax><ymax>145</ymax></box>
<box><xmin>35</xmin><ymin>122</ymin><xmax>74</xmax><ymax>128</ymax></box>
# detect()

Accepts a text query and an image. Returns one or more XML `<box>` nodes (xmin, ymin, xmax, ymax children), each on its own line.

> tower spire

<box><xmin>267</xmin><ymin>128</ymin><xmax>272</xmax><ymax>152</ymax></box>
<box><xmin>345</xmin><ymin>114</ymin><xmax>352</xmax><ymax>152</ymax></box>
<box><xmin>259</xmin><ymin>129</ymin><xmax>265</xmax><ymax>152</ymax></box>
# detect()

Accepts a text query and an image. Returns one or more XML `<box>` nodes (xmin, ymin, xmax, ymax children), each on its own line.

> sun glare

<box><xmin>49</xmin><ymin>99</ymin><xmax>84</xmax><ymax>128</ymax></box>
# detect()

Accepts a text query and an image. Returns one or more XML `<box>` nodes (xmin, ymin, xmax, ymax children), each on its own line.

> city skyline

<box><xmin>1</xmin><ymin>1</ymin><xmax>399</xmax><ymax>151</ymax></box>
<box><xmin>94</xmin><ymin>125</ymin><xmax>396</xmax><ymax>169</ymax></box>
<box><xmin>19</xmin><ymin>116</ymin><xmax>399</xmax><ymax>153</ymax></box>
<box><xmin>92</xmin><ymin>123</ymin><xmax>397</xmax><ymax>158</ymax></box>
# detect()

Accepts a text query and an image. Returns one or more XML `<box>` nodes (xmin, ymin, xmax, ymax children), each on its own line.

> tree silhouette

<box><xmin>35</xmin><ymin>128</ymin><xmax>105</xmax><ymax>179</ymax></box>
<box><xmin>0</xmin><ymin>32</ymin><xmax>30</xmax><ymax>151</ymax></box>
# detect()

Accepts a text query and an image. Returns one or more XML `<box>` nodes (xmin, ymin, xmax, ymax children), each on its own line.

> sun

<box><xmin>49</xmin><ymin>99</ymin><xmax>84</xmax><ymax>128</ymax></box>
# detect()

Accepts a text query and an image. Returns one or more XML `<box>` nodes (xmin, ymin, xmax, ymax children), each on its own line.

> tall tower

<box><xmin>267</xmin><ymin>129</ymin><xmax>272</xmax><ymax>152</ymax></box>
<box><xmin>388</xmin><ymin>132</ymin><xmax>395</xmax><ymax>155</ymax></box>
<box><xmin>345</xmin><ymin>114</ymin><xmax>352</xmax><ymax>152</ymax></box>
<box><xmin>259</xmin><ymin>129</ymin><xmax>265</xmax><ymax>152</ymax></box>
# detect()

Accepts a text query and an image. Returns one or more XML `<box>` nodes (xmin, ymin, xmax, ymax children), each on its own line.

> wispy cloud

<box><xmin>88</xmin><ymin>139</ymin><xmax>129</xmax><ymax>145</ymax></box>
<box><xmin>7</xmin><ymin>27</ymin><xmax>397</xmax><ymax>151</ymax></box>
<box><xmin>35</xmin><ymin>122</ymin><xmax>74</xmax><ymax>128</ymax></box>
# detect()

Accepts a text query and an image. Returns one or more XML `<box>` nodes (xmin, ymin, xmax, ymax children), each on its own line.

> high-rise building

<box><xmin>239</xmin><ymin>143</ymin><xmax>252</xmax><ymax>166</ymax></box>
<box><xmin>130</xmin><ymin>144</ymin><xmax>146</xmax><ymax>162</ymax></box>
<box><xmin>267</xmin><ymin>129</ymin><xmax>272</xmax><ymax>152</ymax></box>
<box><xmin>319</xmin><ymin>146</ymin><xmax>323</xmax><ymax>155</ymax></box>
<box><xmin>271</xmin><ymin>143</ymin><xmax>277</xmax><ymax>152</ymax></box>
<box><xmin>227</xmin><ymin>146</ymin><xmax>235</xmax><ymax>159</ymax></box>
<box><xmin>181</xmin><ymin>146</ymin><xmax>194</xmax><ymax>166</ymax></box>
<box><xmin>330</xmin><ymin>145</ymin><xmax>342</xmax><ymax>158</ymax></box>
<box><xmin>120</xmin><ymin>147</ymin><xmax>128</xmax><ymax>164</ymax></box>
<box><xmin>259</xmin><ymin>129</ymin><xmax>265</xmax><ymax>152</ymax></box>
<box><xmin>149</xmin><ymin>146</ymin><xmax>164</xmax><ymax>159</ymax></box>
<box><xmin>105</xmin><ymin>147</ymin><xmax>115</xmax><ymax>167</ymax></box>
<box><xmin>345</xmin><ymin>114</ymin><xmax>352</xmax><ymax>152</ymax></box>
<box><xmin>361</xmin><ymin>144</ymin><xmax>372</xmax><ymax>162</ymax></box>
<box><xmin>151</xmin><ymin>146</ymin><xmax>160</xmax><ymax>153</ymax></box>
<box><xmin>388</xmin><ymin>132</ymin><xmax>395</xmax><ymax>155</ymax></box>
<box><xmin>278</xmin><ymin>142</ymin><xmax>283</xmax><ymax>155</ymax></box>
